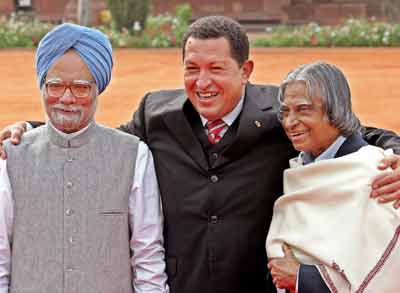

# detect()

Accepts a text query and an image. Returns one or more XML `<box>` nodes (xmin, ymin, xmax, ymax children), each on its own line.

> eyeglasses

<box><xmin>45</xmin><ymin>79</ymin><xmax>95</xmax><ymax>99</ymax></box>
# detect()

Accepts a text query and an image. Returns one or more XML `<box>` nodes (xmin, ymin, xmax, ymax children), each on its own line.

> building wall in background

<box><xmin>0</xmin><ymin>0</ymin><xmax>386</xmax><ymax>28</ymax></box>
<box><xmin>0</xmin><ymin>0</ymin><xmax>14</xmax><ymax>15</ymax></box>
<box><xmin>285</xmin><ymin>0</ymin><xmax>384</xmax><ymax>25</ymax></box>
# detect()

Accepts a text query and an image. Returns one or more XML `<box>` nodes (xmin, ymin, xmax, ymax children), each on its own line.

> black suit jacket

<box><xmin>121</xmin><ymin>83</ymin><xmax>295</xmax><ymax>293</ymax></box>
<box><xmin>118</xmin><ymin>83</ymin><xmax>399</xmax><ymax>293</ymax></box>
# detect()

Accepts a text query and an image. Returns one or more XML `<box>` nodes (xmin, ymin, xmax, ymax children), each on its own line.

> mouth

<box><xmin>287</xmin><ymin>131</ymin><xmax>307</xmax><ymax>142</ymax></box>
<box><xmin>54</xmin><ymin>107</ymin><xmax>80</xmax><ymax>114</ymax></box>
<box><xmin>196</xmin><ymin>92</ymin><xmax>219</xmax><ymax>100</ymax></box>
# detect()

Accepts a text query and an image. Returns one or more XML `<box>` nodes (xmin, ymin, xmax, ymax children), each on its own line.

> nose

<box><xmin>195</xmin><ymin>70</ymin><xmax>211</xmax><ymax>90</ymax></box>
<box><xmin>282</xmin><ymin>112</ymin><xmax>299</xmax><ymax>130</ymax></box>
<box><xmin>59</xmin><ymin>88</ymin><xmax>76</xmax><ymax>105</ymax></box>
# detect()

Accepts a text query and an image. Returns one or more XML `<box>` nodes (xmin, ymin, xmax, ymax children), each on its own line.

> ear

<box><xmin>241</xmin><ymin>59</ymin><xmax>254</xmax><ymax>83</ymax></box>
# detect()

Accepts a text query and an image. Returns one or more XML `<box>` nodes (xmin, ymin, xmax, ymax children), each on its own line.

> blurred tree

<box><xmin>107</xmin><ymin>0</ymin><xmax>150</xmax><ymax>32</ymax></box>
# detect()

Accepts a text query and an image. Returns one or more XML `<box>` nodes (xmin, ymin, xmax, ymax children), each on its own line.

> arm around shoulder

<box><xmin>362</xmin><ymin>126</ymin><xmax>400</xmax><ymax>154</ymax></box>
<box><xmin>118</xmin><ymin>93</ymin><xmax>150</xmax><ymax>142</ymax></box>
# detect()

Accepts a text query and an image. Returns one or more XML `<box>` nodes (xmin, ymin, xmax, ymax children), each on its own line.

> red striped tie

<box><xmin>206</xmin><ymin>119</ymin><xmax>227</xmax><ymax>144</ymax></box>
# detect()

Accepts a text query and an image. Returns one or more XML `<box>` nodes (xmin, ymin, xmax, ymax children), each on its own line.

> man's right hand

<box><xmin>0</xmin><ymin>121</ymin><xmax>27</xmax><ymax>159</ymax></box>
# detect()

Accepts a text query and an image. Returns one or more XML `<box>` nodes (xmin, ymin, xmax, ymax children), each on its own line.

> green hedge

<box><xmin>253</xmin><ymin>19</ymin><xmax>400</xmax><ymax>47</ymax></box>
<box><xmin>0</xmin><ymin>4</ymin><xmax>192</xmax><ymax>49</ymax></box>
<box><xmin>0</xmin><ymin>15</ymin><xmax>53</xmax><ymax>48</ymax></box>
<box><xmin>1</xmin><ymin>15</ymin><xmax>400</xmax><ymax>48</ymax></box>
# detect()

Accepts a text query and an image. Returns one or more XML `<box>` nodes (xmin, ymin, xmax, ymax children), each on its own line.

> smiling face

<box><xmin>183</xmin><ymin>37</ymin><xmax>253</xmax><ymax>121</ymax></box>
<box><xmin>280</xmin><ymin>81</ymin><xmax>341</xmax><ymax>157</ymax></box>
<box><xmin>43</xmin><ymin>50</ymin><xmax>97</xmax><ymax>133</ymax></box>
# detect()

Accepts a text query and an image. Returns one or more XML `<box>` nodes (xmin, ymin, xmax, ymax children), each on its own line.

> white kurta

<box><xmin>266</xmin><ymin>146</ymin><xmax>400</xmax><ymax>293</ymax></box>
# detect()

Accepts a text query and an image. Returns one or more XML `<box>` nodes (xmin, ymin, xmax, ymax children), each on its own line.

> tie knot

<box><xmin>206</xmin><ymin>119</ymin><xmax>227</xmax><ymax>144</ymax></box>
<box><xmin>206</xmin><ymin>119</ymin><xmax>225</xmax><ymax>130</ymax></box>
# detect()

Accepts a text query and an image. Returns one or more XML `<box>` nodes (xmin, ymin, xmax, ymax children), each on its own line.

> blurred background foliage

<box><xmin>1</xmin><ymin>1</ymin><xmax>400</xmax><ymax>48</ymax></box>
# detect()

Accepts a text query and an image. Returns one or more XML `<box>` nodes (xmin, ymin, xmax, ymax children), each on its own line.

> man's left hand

<box><xmin>371</xmin><ymin>154</ymin><xmax>400</xmax><ymax>209</ymax></box>
<box><xmin>267</xmin><ymin>243</ymin><xmax>299</xmax><ymax>292</ymax></box>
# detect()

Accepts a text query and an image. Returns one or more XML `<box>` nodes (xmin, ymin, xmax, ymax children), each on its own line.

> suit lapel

<box><xmin>215</xmin><ymin>83</ymin><xmax>281</xmax><ymax>166</ymax></box>
<box><xmin>162</xmin><ymin>93</ymin><xmax>209</xmax><ymax>171</ymax></box>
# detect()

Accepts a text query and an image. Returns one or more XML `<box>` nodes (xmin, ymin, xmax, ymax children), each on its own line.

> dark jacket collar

<box><xmin>334</xmin><ymin>133</ymin><xmax>369</xmax><ymax>158</ymax></box>
<box><xmin>162</xmin><ymin>83</ymin><xmax>280</xmax><ymax>170</ymax></box>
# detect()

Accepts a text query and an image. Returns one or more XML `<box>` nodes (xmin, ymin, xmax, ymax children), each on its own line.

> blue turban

<box><xmin>35</xmin><ymin>23</ymin><xmax>113</xmax><ymax>94</ymax></box>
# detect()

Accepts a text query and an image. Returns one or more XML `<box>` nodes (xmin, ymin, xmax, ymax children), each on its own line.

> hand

<box><xmin>0</xmin><ymin>121</ymin><xmax>27</xmax><ymax>160</ymax></box>
<box><xmin>267</xmin><ymin>243</ymin><xmax>299</xmax><ymax>291</ymax></box>
<box><xmin>371</xmin><ymin>154</ymin><xmax>400</xmax><ymax>209</ymax></box>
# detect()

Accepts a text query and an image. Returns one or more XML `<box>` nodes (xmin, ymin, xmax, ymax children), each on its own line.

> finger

<box><xmin>268</xmin><ymin>260</ymin><xmax>277</xmax><ymax>270</ymax></box>
<box><xmin>0</xmin><ymin>143</ymin><xmax>6</xmax><ymax>160</ymax></box>
<box><xmin>373</xmin><ymin>175</ymin><xmax>400</xmax><ymax>198</ymax></box>
<box><xmin>282</xmin><ymin>243</ymin><xmax>295</xmax><ymax>259</ymax></box>
<box><xmin>0</xmin><ymin>129</ymin><xmax>11</xmax><ymax>141</ymax></box>
<box><xmin>378</xmin><ymin>155</ymin><xmax>400</xmax><ymax>170</ymax></box>
<box><xmin>371</xmin><ymin>171</ymin><xmax>400</xmax><ymax>193</ymax></box>
<box><xmin>10</xmin><ymin>127</ymin><xmax>24</xmax><ymax>145</ymax></box>
<box><xmin>376</xmin><ymin>190</ymin><xmax>400</xmax><ymax>204</ymax></box>
<box><xmin>394</xmin><ymin>199</ymin><xmax>400</xmax><ymax>209</ymax></box>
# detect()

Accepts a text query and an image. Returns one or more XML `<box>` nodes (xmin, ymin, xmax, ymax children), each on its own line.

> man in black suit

<box><xmin>117</xmin><ymin>16</ymin><xmax>400</xmax><ymax>292</ymax></box>
<box><xmin>1</xmin><ymin>16</ymin><xmax>400</xmax><ymax>293</ymax></box>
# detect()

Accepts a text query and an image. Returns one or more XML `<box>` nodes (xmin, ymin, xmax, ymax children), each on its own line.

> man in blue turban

<box><xmin>0</xmin><ymin>23</ymin><xmax>169</xmax><ymax>293</ymax></box>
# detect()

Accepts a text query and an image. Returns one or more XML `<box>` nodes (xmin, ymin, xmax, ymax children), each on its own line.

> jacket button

<box><xmin>210</xmin><ymin>215</ymin><xmax>218</xmax><ymax>224</ymax></box>
<box><xmin>210</xmin><ymin>175</ymin><xmax>219</xmax><ymax>183</ymax></box>
<box><xmin>211</xmin><ymin>153</ymin><xmax>218</xmax><ymax>160</ymax></box>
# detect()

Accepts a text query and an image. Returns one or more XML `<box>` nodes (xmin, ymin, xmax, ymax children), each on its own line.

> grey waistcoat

<box><xmin>5</xmin><ymin>123</ymin><xmax>139</xmax><ymax>293</ymax></box>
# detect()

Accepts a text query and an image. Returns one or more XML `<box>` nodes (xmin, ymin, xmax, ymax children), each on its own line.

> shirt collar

<box><xmin>199</xmin><ymin>95</ymin><xmax>244</xmax><ymax>127</ymax></box>
<box><xmin>300</xmin><ymin>135</ymin><xmax>347</xmax><ymax>165</ymax></box>
<box><xmin>47</xmin><ymin>120</ymin><xmax>96</xmax><ymax>148</ymax></box>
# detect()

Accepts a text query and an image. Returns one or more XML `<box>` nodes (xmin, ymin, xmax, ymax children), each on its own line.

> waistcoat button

<box><xmin>65</xmin><ymin>209</ymin><xmax>74</xmax><ymax>216</ymax></box>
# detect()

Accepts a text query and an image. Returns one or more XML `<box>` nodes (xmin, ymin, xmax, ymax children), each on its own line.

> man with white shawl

<box><xmin>266</xmin><ymin>62</ymin><xmax>400</xmax><ymax>293</ymax></box>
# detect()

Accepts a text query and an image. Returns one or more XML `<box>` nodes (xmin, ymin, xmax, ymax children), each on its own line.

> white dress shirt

<box><xmin>0</xmin><ymin>138</ymin><xmax>169</xmax><ymax>293</ymax></box>
<box><xmin>199</xmin><ymin>95</ymin><xmax>244</xmax><ymax>136</ymax></box>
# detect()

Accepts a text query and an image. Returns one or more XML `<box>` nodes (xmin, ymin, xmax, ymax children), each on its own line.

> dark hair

<box><xmin>182</xmin><ymin>15</ymin><xmax>249</xmax><ymax>66</ymax></box>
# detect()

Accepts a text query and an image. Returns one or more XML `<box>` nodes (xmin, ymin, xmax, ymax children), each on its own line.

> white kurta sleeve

<box><xmin>0</xmin><ymin>159</ymin><xmax>14</xmax><ymax>293</ymax></box>
<box><xmin>129</xmin><ymin>141</ymin><xmax>169</xmax><ymax>293</ymax></box>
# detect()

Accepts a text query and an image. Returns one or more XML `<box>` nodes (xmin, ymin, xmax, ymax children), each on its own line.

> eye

<box><xmin>211</xmin><ymin>66</ymin><xmax>223</xmax><ymax>72</ymax></box>
<box><xmin>185</xmin><ymin>65</ymin><xmax>199</xmax><ymax>72</ymax></box>
<box><xmin>71</xmin><ymin>83</ymin><xmax>92</xmax><ymax>97</ymax></box>
<box><xmin>297</xmin><ymin>105</ymin><xmax>313</xmax><ymax>112</ymax></box>
<box><xmin>47</xmin><ymin>83</ymin><xmax>64</xmax><ymax>89</ymax></box>
<box><xmin>72</xmin><ymin>84</ymin><xmax>90</xmax><ymax>91</ymax></box>
<box><xmin>278</xmin><ymin>108</ymin><xmax>289</xmax><ymax>120</ymax></box>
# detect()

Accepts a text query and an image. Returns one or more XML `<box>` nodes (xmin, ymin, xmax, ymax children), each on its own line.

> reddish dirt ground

<box><xmin>0</xmin><ymin>48</ymin><xmax>399</xmax><ymax>132</ymax></box>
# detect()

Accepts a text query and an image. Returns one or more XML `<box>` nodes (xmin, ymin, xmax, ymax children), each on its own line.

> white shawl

<box><xmin>266</xmin><ymin>146</ymin><xmax>400</xmax><ymax>292</ymax></box>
